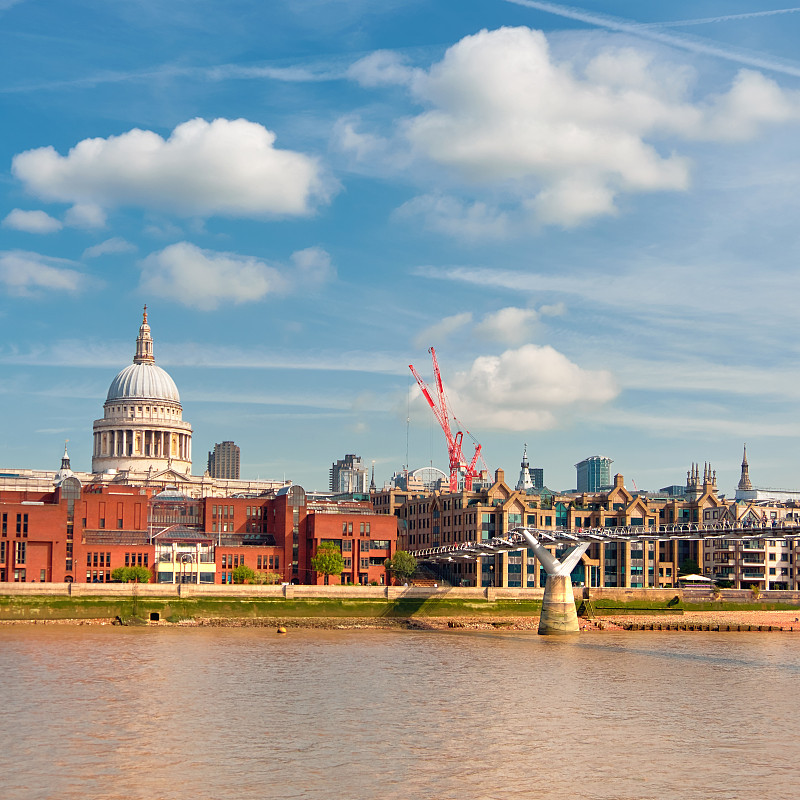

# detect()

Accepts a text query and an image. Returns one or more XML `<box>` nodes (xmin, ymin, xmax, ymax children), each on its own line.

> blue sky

<box><xmin>2</xmin><ymin>1</ymin><xmax>800</xmax><ymax>494</ymax></box>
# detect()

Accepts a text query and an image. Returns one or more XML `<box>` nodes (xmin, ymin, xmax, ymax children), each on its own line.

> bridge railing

<box><xmin>410</xmin><ymin>522</ymin><xmax>800</xmax><ymax>561</ymax></box>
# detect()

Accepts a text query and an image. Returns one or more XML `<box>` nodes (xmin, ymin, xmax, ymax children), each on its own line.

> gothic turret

<box><xmin>737</xmin><ymin>444</ymin><xmax>753</xmax><ymax>492</ymax></box>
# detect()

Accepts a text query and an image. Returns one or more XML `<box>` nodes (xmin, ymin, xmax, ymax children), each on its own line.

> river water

<box><xmin>1</xmin><ymin>625</ymin><xmax>798</xmax><ymax>800</ymax></box>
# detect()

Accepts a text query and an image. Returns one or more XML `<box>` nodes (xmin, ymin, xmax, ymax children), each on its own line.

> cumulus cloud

<box><xmin>2</xmin><ymin>209</ymin><xmax>62</xmax><ymax>234</ymax></box>
<box><xmin>415</xmin><ymin>344</ymin><xmax>618</xmax><ymax>431</ymax></box>
<box><xmin>64</xmin><ymin>202</ymin><xmax>106</xmax><ymax>229</ymax></box>
<box><xmin>83</xmin><ymin>237</ymin><xmax>136</xmax><ymax>259</ymax></box>
<box><xmin>138</xmin><ymin>242</ymin><xmax>334</xmax><ymax>310</ymax></box>
<box><xmin>0</xmin><ymin>251</ymin><xmax>86</xmax><ymax>295</ymax></box>
<box><xmin>474</xmin><ymin>307</ymin><xmax>539</xmax><ymax>345</ymax></box>
<box><xmin>12</xmin><ymin>117</ymin><xmax>334</xmax><ymax>219</ymax></box>
<box><xmin>413</xmin><ymin>312</ymin><xmax>473</xmax><ymax>349</ymax></box>
<box><xmin>348</xmin><ymin>27</ymin><xmax>800</xmax><ymax>228</ymax></box>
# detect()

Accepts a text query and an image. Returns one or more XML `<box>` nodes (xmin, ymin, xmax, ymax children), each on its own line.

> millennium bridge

<box><xmin>411</xmin><ymin>521</ymin><xmax>800</xmax><ymax>635</ymax></box>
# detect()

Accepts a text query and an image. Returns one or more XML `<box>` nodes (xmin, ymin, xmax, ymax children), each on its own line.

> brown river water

<box><xmin>1</xmin><ymin>625</ymin><xmax>798</xmax><ymax>800</ymax></box>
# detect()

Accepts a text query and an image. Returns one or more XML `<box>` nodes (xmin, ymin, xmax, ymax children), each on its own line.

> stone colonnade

<box><xmin>93</xmin><ymin>428</ymin><xmax>191</xmax><ymax>462</ymax></box>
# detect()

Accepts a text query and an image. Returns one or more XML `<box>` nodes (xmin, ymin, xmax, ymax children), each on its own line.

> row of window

<box><xmin>0</xmin><ymin>541</ymin><xmax>27</xmax><ymax>564</ymax></box>
<box><xmin>87</xmin><ymin>551</ymin><xmax>111</xmax><ymax>567</ymax></box>
<box><xmin>341</xmin><ymin>522</ymin><xmax>371</xmax><ymax>535</ymax></box>
<box><xmin>1</xmin><ymin>513</ymin><xmax>28</xmax><ymax>537</ymax></box>
<box><xmin>256</xmin><ymin>555</ymin><xmax>279</xmax><ymax>570</ymax></box>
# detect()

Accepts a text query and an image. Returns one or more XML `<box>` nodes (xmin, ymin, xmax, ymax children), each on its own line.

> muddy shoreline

<box><xmin>4</xmin><ymin>609</ymin><xmax>800</xmax><ymax>631</ymax></box>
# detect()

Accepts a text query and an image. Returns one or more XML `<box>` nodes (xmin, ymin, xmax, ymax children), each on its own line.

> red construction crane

<box><xmin>409</xmin><ymin>347</ymin><xmax>483</xmax><ymax>493</ymax></box>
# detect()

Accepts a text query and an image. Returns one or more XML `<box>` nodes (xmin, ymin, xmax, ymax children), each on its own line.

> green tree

<box><xmin>111</xmin><ymin>566</ymin><xmax>151</xmax><ymax>583</ymax></box>
<box><xmin>678</xmin><ymin>558</ymin><xmax>701</xmax><ymax>576</ymax></box>
<box><xmin>385</xmin><ymin>551</ymin><xmax>417</xmax><ymax>584</ymax></box>
<box><xmin>232</xmin><ymin>564</ymin><xmax>256</xmax><ymax>584</ymax></box>
<box><xmin>311</xmin><ymin>542</ymin><xmax>345</xmax><ymax>585</ymax></box>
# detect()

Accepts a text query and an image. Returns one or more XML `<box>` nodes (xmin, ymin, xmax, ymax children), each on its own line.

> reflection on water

<box><xmin>1</xmin><ymin>626</ymin><xmax>798</xmax><ymax>800</ymax></box>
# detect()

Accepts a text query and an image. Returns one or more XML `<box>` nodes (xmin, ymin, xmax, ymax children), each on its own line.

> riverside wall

<box><xmin>2</xmin><ymin>582</ymin><xmax>800</xmax><ymax>604</ymax></box>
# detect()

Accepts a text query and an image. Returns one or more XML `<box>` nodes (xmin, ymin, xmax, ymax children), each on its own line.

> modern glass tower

<box><xmin>575</xmin><ymin>456</ymin><xmax>613</xmax><ymax>492</ymax></box>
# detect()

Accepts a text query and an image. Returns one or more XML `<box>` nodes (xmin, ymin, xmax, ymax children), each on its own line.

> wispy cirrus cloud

<box><xmin>504</xmin><ymin>0</ymin><xmax>800</xmax><ymax>78</ymax></box>
<box><xmin>0</xmin><ymin>251</ymin><xmax>88</xmax><ymax>295</ymax></box>
<box><xmin>138</xmin><ymin>243</ymin><xmax>335</xmax><ymax>311</ymax></box>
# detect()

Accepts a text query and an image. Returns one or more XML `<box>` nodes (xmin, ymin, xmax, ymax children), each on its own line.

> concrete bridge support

<box><xmin>521</xmin><ymin>530</ymin><xmax>589</xmax><ymax>635</ymax></box>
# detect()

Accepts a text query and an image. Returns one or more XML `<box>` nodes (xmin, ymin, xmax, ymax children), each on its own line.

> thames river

<box><xmin>1</xmin><ymin>625</ymin><xmax>798</xmax><ymax>800</ymax></box>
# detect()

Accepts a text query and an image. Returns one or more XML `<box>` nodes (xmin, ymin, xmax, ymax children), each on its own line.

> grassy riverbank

<box><xmin>0</xmin><ymin>594</ymin><xmax>547</xmax><ymax>623</ymax></box>
<box><xmin>2</xmin><ymin>593</ymin><xmax>799</xmax><ymax>626</ymax></box>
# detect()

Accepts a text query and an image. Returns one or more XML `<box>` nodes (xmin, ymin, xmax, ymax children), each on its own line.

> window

<box><xmin>257</xmin><ymin>555</ymin><xmax>262</xmax><ymax>569</ymax></box>
<box><xmin>99</xmin><ymin>519</ymin><xmax>105</xmax><ymax>529</ymax></box>
<box><xmin>15</xmin><ymin>542</ymin><xmax>26</xmax><ymax>564</ymax></box>
<box><xmin>125</xmin><ymin>553</ymin><xmax>130</xmax><ymax>566</ymax></box>
<box><xmin>93</xmin><ymin>553</ymin><xmax>98</xmax><ymax>567</ymax></box>
<box><xmin>118</xmin><ymin>519</ymin><xmax>123</xmax><ymax>529</ymax></box>
<box><xmin>143</xmin><ymin>554</ymin><xmax>148</xmax><ymax>567</ymax></box>
<box><xmin>342</xmin><ymin>539</ymin><xmax>352</xmax><ymax>552</ymax></box>
<box><xmin>88</xmin><ymin>553</ymin><xmax>93</xmax><ymax>567</ymax></box>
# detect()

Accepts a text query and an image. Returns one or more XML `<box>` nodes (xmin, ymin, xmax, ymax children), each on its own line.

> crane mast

<box><xmin>409</xmin><ymin>347</ymin><xmax>482</xmax><ymax>493</ymax></box>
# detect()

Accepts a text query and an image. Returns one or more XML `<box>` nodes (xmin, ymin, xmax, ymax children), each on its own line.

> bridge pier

<box><xmin>521</xmin><ymin>530</ymin><xmax>589</xmax><ymax>635</ymax></box>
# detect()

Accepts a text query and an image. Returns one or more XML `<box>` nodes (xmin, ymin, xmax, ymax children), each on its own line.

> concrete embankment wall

<box><xmin>2</xmin><ymin>583</ymin><xmax>800</xmax><ymax>604</ymax></box>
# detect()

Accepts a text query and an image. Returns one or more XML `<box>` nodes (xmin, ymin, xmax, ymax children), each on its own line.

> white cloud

<box><xmin>418</xmin><ymin>344</ymin><xmax>618</xmax><ymax>431</ymax></box>
<box><xmin>64</xmin><ymin>202</ymin><xmax>106</xmax><ymax>229</ymax></box>
<box><xmin>350</xmin><ymin>27</ymin><xmax>800</xmax><ymax>229</ymax></box>
<box><xmin>291</xmin><ymin>246</ymin><xmax>336</xmax><ymax>283</ymax></box>
<box><xmin>12</xmin><ymin>117</ymin><xmax>334</xmax><ymax>219</ymax></box>
<box><xmin>82</xmin><ymin>237</ymin><xmax>136</xmax><ymax>259</ymax></box>
<box><xmin>138</xmin><ymin>242</ymin><xmax>334</xmax><ymax>311</ymax></box>
<box><xmin>474</xmin><ymin>307</ymin><xmax>539</xmax><ymax>345</ymax></box>
<box><xmin>413</xmin><ymin>312</ymin><xmax>473</xmax><ymax>349</ymax></box>
<box><xmin>2</xmin><ymin>209</ymin><xmax>62</xmax><ymax>234</ymax></box>
<box><xmin>0</xmin><ymin>251</ymin><xmax>86</xmax><ymax>295</ymax></box>
<box><xmin>394</xmin><ymin>194</ymin><xmax>511</xmax><ymax>239</ymax></box>
<box><xmin>347</xmin><ymin>50</ymin><xmax>420</xmax><ymax>88</ymax></box>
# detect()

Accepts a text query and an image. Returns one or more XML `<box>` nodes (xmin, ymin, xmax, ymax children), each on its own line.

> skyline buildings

<box><xmin>576</xmin><ymin>456</ymin><xmax>613</xmax><ymax>493</ymax></box>
<box><xmin>2</xmin><ymin>3</ymin><xmax>800</xmax><ymax>495</ymax></box>
<box><xmin>208</xmin><ymin>441</ymin><xmax>241</xmax><ymax>481</ymax></box>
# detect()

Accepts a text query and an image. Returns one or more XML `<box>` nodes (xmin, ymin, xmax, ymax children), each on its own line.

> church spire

<box><xmin>515</xmin><ymin>443</ymin><xmax>534</xmax><ymax>492</ymax></box>
<box><xmin>737</xmin><ymin>444</ymin><xmax>753</xmax><ymax>491</ymax></box>
<box><xmin>134</xmin><ymin>305</ymin><xmax>155</xmax><ymax>365</ymax></box>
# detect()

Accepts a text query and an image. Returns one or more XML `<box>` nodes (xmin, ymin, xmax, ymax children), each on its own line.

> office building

<box><xmin>208</xmin><ymin>441</ymin><xmax>241</xmax><ymax>480</ymax></box>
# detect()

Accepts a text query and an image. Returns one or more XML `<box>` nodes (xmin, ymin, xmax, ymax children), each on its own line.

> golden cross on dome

<box><xmin>143</xmin><ymin>304</ymin><xmax>148</xmax><ymax>323</ymax></box>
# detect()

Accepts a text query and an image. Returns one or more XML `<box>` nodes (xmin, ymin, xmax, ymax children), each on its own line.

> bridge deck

<box><xmin>412</xmin><ymin>522</ymin><xmax>800</xmax><ymax>562</ymax></box>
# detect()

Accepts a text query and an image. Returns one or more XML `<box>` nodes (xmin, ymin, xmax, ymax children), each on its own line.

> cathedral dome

<box><xmin>104</xmin><ymin>305</ymin><xmax>180</xmax><ymax>404</ymax></box>
<box><xmin>106</xmin><ymin>362</ymin><xmax>180</xmax><ymax>403</ymax></box>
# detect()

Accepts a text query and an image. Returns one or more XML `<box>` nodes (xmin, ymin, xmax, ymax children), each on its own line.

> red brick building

<box><xmin>0</xmin><ymin>481</ymin><xmax>396</xmax><ymax>586</ymax></box>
